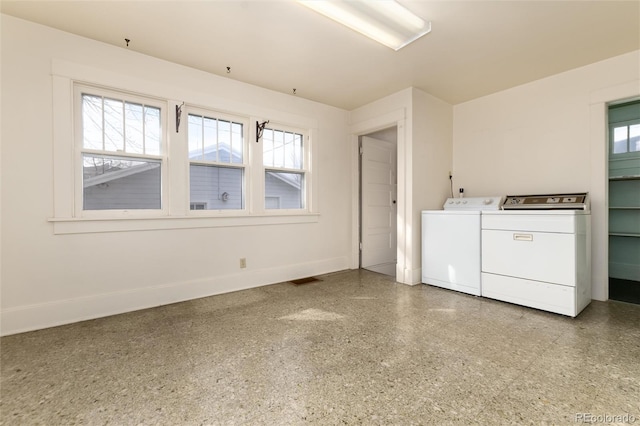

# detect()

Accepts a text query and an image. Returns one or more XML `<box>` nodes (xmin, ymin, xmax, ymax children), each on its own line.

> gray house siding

<box><xmin>265</xmin><ymin>173</ymin><xmax>302</xmax><ymax>209</ymax></box>
<box><xmin>84</xmin><ymin>167</ymin><xmax>161</xmax><ymax>210</ymax></box>
<box><xmin>83</xmin><ymin>165</ymin><xmax>302</xmax><ymax>210</ymax></box>
<box><xmin>189</xmin><ymin>165</ymin><xmax>243</xmax><ymax>210</ymax></box>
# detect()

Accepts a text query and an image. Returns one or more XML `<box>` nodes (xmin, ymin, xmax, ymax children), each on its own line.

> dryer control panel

<box><xmin>502</xmin><ymin>193</ymin><xmax>589</xmax><ymax>210</ymax></box>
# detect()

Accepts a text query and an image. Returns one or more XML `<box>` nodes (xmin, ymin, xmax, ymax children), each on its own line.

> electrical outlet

<box><xmin>240</xmin><ymin>258</ymin><xmax>247</xmax><ymax>269</ymax></box>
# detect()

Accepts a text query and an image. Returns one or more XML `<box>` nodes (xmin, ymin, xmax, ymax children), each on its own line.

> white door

<box><xmin>361</xmin><ymin>136</ymin><xmax>397</xmax><ymax>276</ymax></box>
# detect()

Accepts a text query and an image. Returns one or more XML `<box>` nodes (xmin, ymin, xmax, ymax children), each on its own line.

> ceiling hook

<box><xmin>124</xmin><ymin>38</ymin><xmax>130</xmax><ymax>47</ymax></box>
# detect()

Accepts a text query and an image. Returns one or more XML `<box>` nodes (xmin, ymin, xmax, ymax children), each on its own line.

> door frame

<box><xmin>350</xmin><ymin>109</ymin><xmax>406</xmax><ymax>282</ymax></box>
<box><xmin>589</xmin><ymin>82</ymin><xmax>639</xmax><ymax>301</ymax></box>
<box><xmin>359</xmin><ymin>135</ymin><xmax>398</xmax><ymax>275</ymax></box>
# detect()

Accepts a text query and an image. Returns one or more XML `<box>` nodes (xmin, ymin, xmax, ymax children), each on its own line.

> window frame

<box><xmin>73</xmin><ymin>84</ymin><xmax>169</xmax><ymax>218</ymax></box>
<box><xmin>186</xmin><ymin>106</ymin><xmax>250</xmax><ymax>216</ymax></box>
<box><xmin>261</xmin><ymin>123</ymin><xmax>311</xmax><ymax>212</ymax></box>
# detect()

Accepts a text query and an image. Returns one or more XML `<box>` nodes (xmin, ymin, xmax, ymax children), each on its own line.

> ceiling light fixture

<box><xmin>298</xmin><ymin>0</ymin><xmax>431</xmax><ymax>51</ymax></box>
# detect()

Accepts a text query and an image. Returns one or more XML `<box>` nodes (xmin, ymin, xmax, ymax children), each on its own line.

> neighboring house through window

<box><xmin>188</xmin><ymin>111</ymin><xmax>246</xmax><ymax>211</ymax></box>
<box><xmin>262</xmin><ymin>126</ymin><xmax>307</xmax><ymax>209</ymax></box>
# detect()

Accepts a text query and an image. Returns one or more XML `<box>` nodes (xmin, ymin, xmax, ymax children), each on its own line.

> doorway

<box><xmin>359</xmin><ymin>127</ymin><xmax>398</xmax><ymax>276</ymax></box>
<box><xmin>607</xmin><ymin>100</ymin><xmax>640</xmax><ymax>304</ymax></box>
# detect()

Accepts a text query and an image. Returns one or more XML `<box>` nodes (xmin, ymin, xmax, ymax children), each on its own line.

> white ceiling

<box><xmin>2</xmin><ymin>1</ymin><xmax>639</xmax><ymax>110</ymax></box>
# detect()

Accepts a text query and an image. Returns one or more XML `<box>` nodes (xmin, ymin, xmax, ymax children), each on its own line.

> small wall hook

<box><xmin>293</xmin><ymin>88</ymin><xmax>297</xmax><ymax>95</ymax></box>
<box><xmin>226</xmin><ymin>66</ymin><xmax>231</xmax><ymax>74</ymax></box>
<box><xmin>124</xmin><ymin>38</ymin><xmax>130</xmax><ymax>47</ymax></box>
<box><xmin>256</xmin><ymin>120</ymin><xmax>269</xmax><ymax>143</ymax></box>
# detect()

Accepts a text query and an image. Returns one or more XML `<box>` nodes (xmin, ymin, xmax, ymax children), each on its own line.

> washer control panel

<box><xmin>443</xmin><ymin>196</ymin><xmax>504</xmax><ymax>211</ymax></box>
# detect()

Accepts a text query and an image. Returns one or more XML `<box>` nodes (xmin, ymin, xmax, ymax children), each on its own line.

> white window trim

<box><xmin>50</xmin><ymin>59</ymin><xmax>320</xmax><ymax>234</ymax></box>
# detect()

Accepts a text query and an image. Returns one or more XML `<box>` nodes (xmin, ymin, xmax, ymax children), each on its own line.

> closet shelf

<box><xmin>609</xmin><ymin>175</ymin><xmax>640</xmax><ymax>181</ymax></box>
<box><xmin>609</xmin><ymin>232</ymin><xmax>640</xmax><ymax>238</ymax></box>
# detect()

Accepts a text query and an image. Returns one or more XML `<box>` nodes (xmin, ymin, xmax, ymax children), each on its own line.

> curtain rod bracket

<box><xmin>176</xmin><ymin>102</ymin><xmax>185</xmax><ymax>133</ymax></box>
<box><xmin>256</xmin><ymin>120</ymin><xmax>269</xmax><ymax>143</ymax></box>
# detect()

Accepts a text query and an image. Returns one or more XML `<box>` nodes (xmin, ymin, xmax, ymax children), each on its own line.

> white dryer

<box><xmin>421</xmin><ymin>197</ymin><xmax>503</xmax><ymax>296</ymax></box>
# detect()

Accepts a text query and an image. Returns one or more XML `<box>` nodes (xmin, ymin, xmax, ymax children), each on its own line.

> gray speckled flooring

<box><xmin>1</xmin><ymin>269</ymin><xmax>639</xmax><ymax>425</ymax></box>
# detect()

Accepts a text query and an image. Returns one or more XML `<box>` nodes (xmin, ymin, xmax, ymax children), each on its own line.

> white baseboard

<box><xmin>1</xmin><ymin>256</ymin><xmax>349</xmax><ymax>336</ymax></box>
<box><xmin>400</xmin><ymin>267</ymin><xmax>422</xmax><ymax>286</ymax></box>
<box><xmin>364</xmin><ymin>262</ymin><xmax>396</xmax><ymax>277</ymax></box>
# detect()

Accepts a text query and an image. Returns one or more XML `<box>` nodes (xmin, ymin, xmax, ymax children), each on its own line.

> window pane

<box><xmin>263</xmin><ymin>128</ymin><xmax>303</xmax><ymax>169</ymax></box>
<box><xmin>218</xmin><ymin>120</ymin><xmax>231</xmax><ymax>163</ymax></box>
<box><xmin>263</xmin><ymin>129</ymin><xmax>274</xmax><ymax>167</ymax></box>
<box><xmin>188</xmin><ymin>114</ymin><xmax>203</xmax><ymax>160</ymax></box>
<box><xmin>125</xmin><ymin>102</ymin><xmax>144</xmax><ymax>154</ymax></box>
<box><xmin>273</xmin><ymin>130</ymin><xmax>284</xmax><ymax>168</ymax></box>
<box><xmin>630</xmin><ymin>124</ymin><xmax>640</xmax><ymax>152</ymax></box>
<box><xmin>190</xmin><ymin>164</ymin><xmax>244</xmax><ymax>210</ymax></box>
<box><xmin>284</xmin><ymin>132</ymin><xmax>295</xmax><ymax>168</ymax></box>
<box><xmin>144</xmin><ymin>106</ymin><xmax>161</xmax><ymax>155</ymax></box>
<box><xmin>265</xmin><ymin>171</ymin><xmax>303</xmax><ymax>209</ymax></box>
<box><xmin>83</xmin><ymin>154</ymin><xmax>161</xmax><ymax>210</ymax></box>
<box><xmin>203</xmin><ymin>117</ymin><xmax>218</xmax><ymax>161</ymax></box>
<box><xmin>613</xmin><ymin>126</ymin><xmax>628</xmax><ymax>154</ymax></box>
<box><xmin>294</xmin><ymin>134</ymin><xmax>303</xmax><ymax>169</ymax></box>
<box><xmin>231</xmin><ymin>122</ymin><xmax>243</xmax><ymax>164</ymax></box>
<box><xmin>104</xmin><ymin>98</ymin><xmax>124</xmax><ymax>152</ymax></box>
<box><xmin>82</xmin><ymin>95</ymin><xmax>103</xmax><ymax>150</ymax></box>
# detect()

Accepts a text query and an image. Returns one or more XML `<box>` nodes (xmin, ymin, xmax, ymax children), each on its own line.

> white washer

<box><xmin>421</xmin><ymin>197</ymin><xmax>503</xmax><ymax>296</ymax></box>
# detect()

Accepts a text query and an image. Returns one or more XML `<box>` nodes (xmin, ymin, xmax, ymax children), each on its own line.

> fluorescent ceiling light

<box><xmin>299</xmin><ymin>0</ymin><xmax>431</xmax><ymax>51</ymax></box>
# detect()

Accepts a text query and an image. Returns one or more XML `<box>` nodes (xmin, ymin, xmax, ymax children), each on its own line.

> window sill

<box><xmin>49</xmin><ymin>213</ymin><xmax>320</xmax><ymax>235</ymax></box>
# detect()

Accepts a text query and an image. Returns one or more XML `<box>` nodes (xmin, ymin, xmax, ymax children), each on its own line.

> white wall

<box><xmin>0</xmin><ymin>15</ymin><xmax>352</xmax><ymax>335</ymax></box>
<box><xmin>453</xmin><ymin>50</ymin><xmax>640</xmax><ymax>301</ymax></box>
<box><xmin>410</xmin><ymin>88</ymin><xmax>453</xmax><ymax>281</ymax></box>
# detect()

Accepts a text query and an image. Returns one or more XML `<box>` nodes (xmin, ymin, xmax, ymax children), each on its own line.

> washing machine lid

<box><xmin>443</xmin><ymin>196</ymin><xmax>503</xmax><ymax>211</ymax></box>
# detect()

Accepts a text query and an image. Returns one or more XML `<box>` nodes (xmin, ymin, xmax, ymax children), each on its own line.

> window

<box><xmin>188</xmin><ymin>112</ymin><xmax>246</xmax><ymax>211</ymax></box>
<box><xmin>78</xmin><ymin>87</ymin><xmax>165</xmax><ymax>211</ymax></box>
<box><xmin>53</xmin><ymin>63</ymin><xmax>319</xmax><ymax>234</ymax></box>
<box><xmin>609</xmin><ymin>101</ymin><xmax>640</xmax><ymax>155</ymax></box>
<box><xmin>190</xmin><ymin>202</ymin><xmax>207</xmax><ymax>210</ymax></box>
<box><xmin>262</xmin><ymin>126</ymin><xmax>306</xmax><ymax>209</ymax></box>
<box><xmin>611</xmin><ymin>123</ymin><xmax>640</xmax><ymax>154</ymax></box>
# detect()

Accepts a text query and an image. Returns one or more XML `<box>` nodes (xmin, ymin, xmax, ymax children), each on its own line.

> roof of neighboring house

<box><xmin>84</xmin><ymin>145</ymin><xmax>301</xmax><ymax>190</ymax></box>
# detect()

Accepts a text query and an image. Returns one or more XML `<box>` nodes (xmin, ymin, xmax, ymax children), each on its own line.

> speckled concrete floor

<box><xmin>1</xmin><ymin>269</ymin><xmax>639</xmax><ymax>425</ymax></box>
